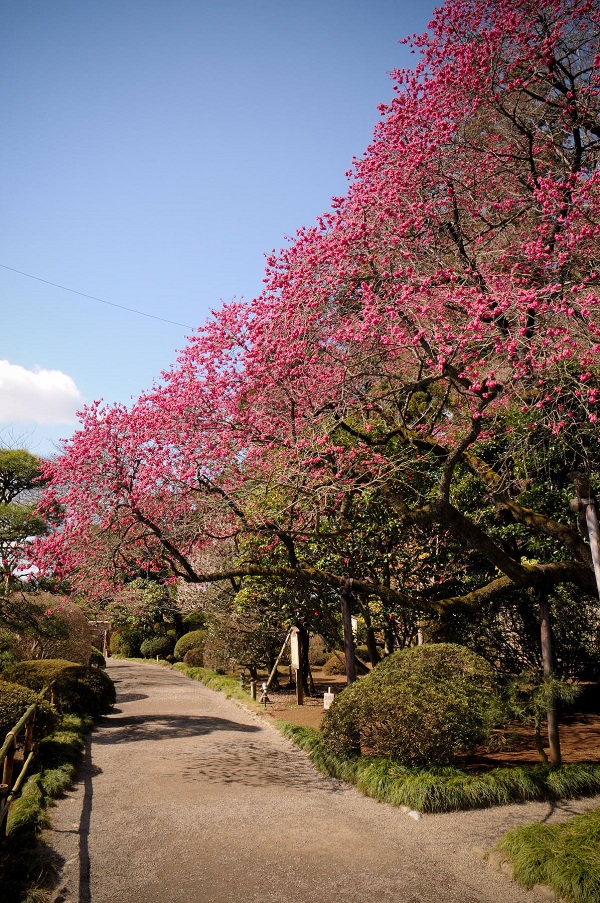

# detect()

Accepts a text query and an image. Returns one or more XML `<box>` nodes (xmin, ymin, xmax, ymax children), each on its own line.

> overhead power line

<box><xmin>0</xmin><ymin>263</ymin><xmax>195</xmax><ymax>330</ymax></box>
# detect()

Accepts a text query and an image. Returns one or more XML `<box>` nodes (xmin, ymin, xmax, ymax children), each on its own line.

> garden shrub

<box><xmin>308</xmin><ymin>635</ymin><xmax>329</xmax><ymax>667</ymax></box>
<box><xmin>0</xmin><ymin>628</ymin><xmax>21</xmax><ymax>671</ymax></box>
<box><xmin>174</xmin><ymin>629</ymin><xmax>206</xmax><ymax>661</ymax></box>
<box><xmin>0</xmin><ymin>680</ymin><xmax>56</xmax><ymax>743</ymax></box>
<box><xmin>140</xmin><ymin>635</ymin><xmax>175</xmax><ymax>659</ymax></box>
<box><xmin>321</xmin><ymin>643</ymin><xmax>503</xmax><ymax>766</ymax></box>
<box><xmin>322</xmin><ymin>654</ymin><xmax>346</xmax><ymax>675</ymax></box>
<box><xmin>183</xmin><ymin>647</ymin><xmax>204</xmax><ymax>667</ymax></box>
<box><xmin>89</xmin><ymin>646</ymin><xmax>106</xmax><ymax>668</ymax></box>
<box><xmin>4</xmin><ymin>659</ymin><xmax>116</xmax><ymax>719</ymax></box>
<box><xmin>109</xmin><ymin>627</ymin><xmax>144</xmax><ymax>657</ymax></box>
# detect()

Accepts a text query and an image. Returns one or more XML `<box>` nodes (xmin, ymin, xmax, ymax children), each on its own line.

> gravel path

<box><xmin>47</xmin><ymin>659</ymin><xmax>600</xmax><ymax>903</ymax></box>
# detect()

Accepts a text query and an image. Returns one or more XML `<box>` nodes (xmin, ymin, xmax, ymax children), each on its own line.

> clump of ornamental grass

<box><xmin>277</xmin><ymin>722</ymin><xmax>600</xmax><ymax>814</ymax></box>
<box><xmin>497</xmin><ymin>807</ymin><xmax>600</xmax><ymax>903</ymax></box>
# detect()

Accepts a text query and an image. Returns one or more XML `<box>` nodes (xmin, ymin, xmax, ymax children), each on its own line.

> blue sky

<box><xmin>0</xmin><ymin>0</ymin><xmax>434</xmax><ymax>457</ymax></box>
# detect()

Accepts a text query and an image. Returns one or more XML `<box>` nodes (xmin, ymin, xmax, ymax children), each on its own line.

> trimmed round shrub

<box><xmin>4</xmin><ymin>659</ymin><xmax>116</xmax><ymax>719</ymax></box>
<box><xmin>322</xmin><ymin>654</ymin><xmax>346</xmax><ymax>675</ymax></box>
<box><xmin>89</xmin><ymin>646</ymin><xmax>106</xmax><ymax>668</ymax></box>
<box><xmin>0</xmin><ymin>680</ymin><xmax>56</xmax><ymax>742</ymax></box>
<box><xmin>174</xmin><ymin>630</ymin><xmax>206</xmax><ymax>661</ymax></box>
<box><xmin>321</xmin><ymin>643</ymin><xmax>502</xmax><ymax>766</ymax></box>
<box><xmin>308</xmin><ymin>636</ymin><xmax>329</xmax><ymax>667</ymax></box>
<box><xmin>183</xmin><ymin>647</ymin><xmax>204</xmax><ymax>667</ymax></box>
<box><xmin>140</xmin><ymin>635</ymin><xmax>174</xmax><ymax>659</ymax></box>
<box><xmin>110</xmin><ymin>628</ymin><xmax>144</xmax><ymax>657</ymax></box>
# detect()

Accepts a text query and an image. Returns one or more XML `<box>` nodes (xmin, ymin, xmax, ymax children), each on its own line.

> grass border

<box><xmin>495</xmin><ymin>806</ymin><xmax>600</xmax><ymax>903</ymax></box>
<box><xmin>276</xmin><ymin>722</ymin><xmax>600</xmax><ymax>814</ymax></box>
<box><xmin>0</xmin><ymin>712</ymin><xmax>91</xmax><ymax>903</ymax></box>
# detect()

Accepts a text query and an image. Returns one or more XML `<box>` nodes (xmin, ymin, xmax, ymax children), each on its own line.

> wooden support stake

<box><xmin>539</xmin><ymin>590</ymin><xmax>561</xmax><ymax>767</ymax></box>
<box><xmin>295</xmin><ymin>668</ymin><xmax>304</xmax><ymax>706</ymax></box>
<box><xmin>265</xmin><ymin>628</ymin><xmax>293</xmax><ymax>691</ymax></box>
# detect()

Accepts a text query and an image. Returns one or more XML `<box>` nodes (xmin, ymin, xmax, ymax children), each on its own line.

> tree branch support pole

<box><xmin>539</xmin><ymin>588</ymin><xmax>561</xmax><ymax>767</ymax></box>
<box><xmin>264</xmin><ymin>628</ymin><xmax>293</xmax><ymax>692</ymax></box>
<box><xmin>340</xmin><ymin>580</ymin><xmax>357</xmax><ymax>685</ymax></box>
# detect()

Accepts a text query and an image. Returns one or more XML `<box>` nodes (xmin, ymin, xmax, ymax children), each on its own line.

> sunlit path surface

<box><xmin>48</xmin><ymin>659</ymin><xmax>597</xmax><ymax>903</ymax></box>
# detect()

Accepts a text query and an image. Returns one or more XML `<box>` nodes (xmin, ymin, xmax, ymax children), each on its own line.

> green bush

<box><xmin>109</xmin><ymin>627</ymin><xmax>144</xmax><ymax>657</ymax></box>
<box><xmin>4</xmin><ymin>659</ymin><xmax>115</xmax><ymax>719</ymax></box>
<box><xmin>174</xmin><ymin>629</ymin><xmax>206</xmax><ymax>661</ymax></box>
<box><xmin>89</xmin><ymin>646</ymin><xmax>106</xmax><ymax>668</ymax></box>
<box><xmin>183</xmin><ymin>647</ymin><xmax>204</xmax><ymax>667</ymax></box>
<box><xmin>321</xmin><ymin>643</ymin><xmax>502</xmax><ymax>766</ymax></box>
<box><xmin>322</xmin><ymin>654</ymin><xmax>346</xmax><ymax>675</ymax></box>
<box><xmin>140</xmin><ymin>635</ymin><xmax>174</xmax><ymax>659</ymax></box>
<box><xmin>0</xmin><ymin>680</ymin><xmax>56</xmax><ymax>743</ymax></box>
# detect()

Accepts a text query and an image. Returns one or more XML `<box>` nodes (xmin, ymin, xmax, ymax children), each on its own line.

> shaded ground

<box><xmin>47</xmin><ymin>660</ymin><xmax>600</xmax><ymax>903</ymax></box>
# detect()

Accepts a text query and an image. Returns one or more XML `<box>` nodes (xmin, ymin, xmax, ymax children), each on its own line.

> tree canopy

<box><xmin>35</xmin><ymin>0</ymin><xmax>600</xmax><ymax>652</ymax></box>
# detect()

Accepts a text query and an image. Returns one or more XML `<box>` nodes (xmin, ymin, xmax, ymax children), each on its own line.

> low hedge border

<box><xmin>495</xmin><ymin>806</ymin><xmax>600</xmax><ymax>903</ymax></box>
<box><xmin>277</xmin><ymin>722</ymin><xmax>600</xmax><ymax>814</ymax></box>
<box><xmin>0</xmin><ymin>713</ymin><xmax>91</xmax><ymax>903</ymax></box>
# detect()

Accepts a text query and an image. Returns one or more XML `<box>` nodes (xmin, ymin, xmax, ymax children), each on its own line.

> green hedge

<box><xmin>0</xmin><ymin>680</ymin><xmax>56</xmax><ymax>743</ymax></box>
<box><xmin>140</xmin><ymin>635</ymin><xmax>174</xmax><ymax>659</ymax></box>
<box><xmin>174</xmin><ymin>630</ymin><xmax>206</xmax><ymax>661</ymax></box>
<box><xmin>322</xmin><ymin>643</ymin><xmax>503</xmax><ymax>766</ymax></box>
<box><xmin>4</xmin><ymin>659</ymin><xmax>115</xmax><ymax>718</ymax></box>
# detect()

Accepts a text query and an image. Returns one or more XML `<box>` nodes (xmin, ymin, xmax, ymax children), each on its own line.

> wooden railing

<box><xmin>0</xmin><ymin>683</ymin><xmax>55</xmax><ymax>840</ymax></box>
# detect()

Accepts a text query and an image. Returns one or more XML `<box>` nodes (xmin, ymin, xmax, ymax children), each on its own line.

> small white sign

<box><xmin>323</xmin><ymin>687</ymin><xmax>335</xmax><ymax>710</ymax></box>
<box><xmin>290</xmin><ymin>628</ymin><xmax>300</xmax><ymax>670</ymax></box>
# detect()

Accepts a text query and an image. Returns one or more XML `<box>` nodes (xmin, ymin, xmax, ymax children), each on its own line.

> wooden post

<box><xmin>249</xmin><ymin>680</ymin><xmax>256</xmax><ymax>701</ymax></box>
<box><xmin>290</xmin><ymin>628</ymin><xmax>304</xmax><ymax>705</ymax></box>
<box><xmin>340</xmin><ymin>583</ymin><xmax>357</xmax><ymax>685</ymax></box>
<box><xmin>2</xmin><ymin>736</ymin><xmax>15</xmax><ymax>790</ymax></box>
<box><xmin>295</xmin><ymin>668</ymin><xmax>304</xmax><ymax>705</ymax></box>
<box><xmin>539</xmin><ymin>589</ymin><xmax>561</xmax><ymax>766</ymax></box>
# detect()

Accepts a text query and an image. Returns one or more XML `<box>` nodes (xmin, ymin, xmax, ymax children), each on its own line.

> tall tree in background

<box><xmin>36</xmin><ymin>0</ymin><xmax>600</xmax><ymax>723</ymax></box>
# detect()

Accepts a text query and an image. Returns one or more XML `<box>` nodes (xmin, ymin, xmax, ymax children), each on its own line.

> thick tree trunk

<box><xmin>539</xmin><ymin>589</ymin><xmax>561</xmax><ymax>766</ymax></box>
<box><xmin>298</xmin><ymin>623</ymin><xmax>311</xmax><ymax>695</ymax></box>
<box><xmin>358</xmin><ymin>601</ymin><xmax>380</xmax><ymax>666</ymax></box>
<box><xmin>340</xmin><ymin>585</ymin><xmax>357</xmax><ymax>685</ymax></box>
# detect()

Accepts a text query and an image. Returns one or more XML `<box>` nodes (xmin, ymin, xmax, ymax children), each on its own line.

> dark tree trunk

<box><xmin>340</xmin><ymin>585</ymin><xmax>357</xmax><ymax>684</ymax></box>
<box><xmin>298</xmin><ymin>623</ymin><xmax>311</xmax><ymax>695</ymax></box>
<box><xmin>539</xmin><ymin>588</ymin><xmax>561</xmax><ymax>766</ymax></box>
<box><xmin>358</xmin><ymin>601</ymin><xmax>380</xmax><ymax>666</ymax></box>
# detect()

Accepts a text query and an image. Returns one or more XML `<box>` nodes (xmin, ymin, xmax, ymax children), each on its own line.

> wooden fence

<box><xmin>0</xmin><ymin>684</ymin><xmax>55</xmax><ymax>840</ymax></box>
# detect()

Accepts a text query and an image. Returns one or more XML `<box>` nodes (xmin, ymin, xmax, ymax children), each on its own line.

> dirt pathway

<box><xmin>48</xmin><ymin>660</ymin><xmax>600</xmax><ymax>903</ymax></box>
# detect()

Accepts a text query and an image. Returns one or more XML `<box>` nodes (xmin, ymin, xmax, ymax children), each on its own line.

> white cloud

<box><xmin>0</xmin><ymin>360</ymin><xmax>84</xmax><ymax>424</ymax></box>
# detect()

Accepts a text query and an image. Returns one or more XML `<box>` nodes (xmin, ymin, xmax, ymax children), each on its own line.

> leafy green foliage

<box><xmin>4</xmin><ymin>659</ymin><xmax>115</xmax><ymax>718</ymax></box>
<box><xmin>140</xmin><ymin>635</ymin><xmax>174</xmax><ymax>659</ymax></box>
<box><xmin>89</xmin><ymin>646</ymin><xmax>106</xmax><ymax>668</ymax></box>
<box><xmin>183</xmin><ymin>647</ymin><xmax>204</xmax><ymax>667</ymax></box>
<box><xmin>110</xmin><ymin>627</ymin><xmax>144</xmax><ymax>657</ymax></box>
<box><xmin>321</xmin><ymin>644</ymin><xmax>503</xmax><ymax>765</ymax></box>
<box><xmin>173</xmin><ymin>629</ymin><xmax>206</xmax><ymax>661</ymax></box>
<box><xmin>497</xmin><ymin>806</ymin><xmax>600</xmax><ymax>902</ymax></box>
<box><xmin>0</xmin><ymin>680</ymin><xmax>56</xmax><ymax>742</ymax></box>
<box><xmin>322</xmin><ymin>654</ymin><xmax>346</xmax><ymax>675</ymax></box>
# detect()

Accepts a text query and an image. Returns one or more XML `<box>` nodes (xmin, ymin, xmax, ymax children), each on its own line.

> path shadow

<box><xmin>179</xmin><ymin>742</ymin><xmax>344</xmax><ymax>793</ymax></box>
<box><xmin>93</xmin><ymin>714</ymin><xmax>262</xmax><ymax>745</ymax></box>
<box><xmin>116</xmin><ymin>692</ymin><xmax>148</xmax><ymax>704</ymax></box>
